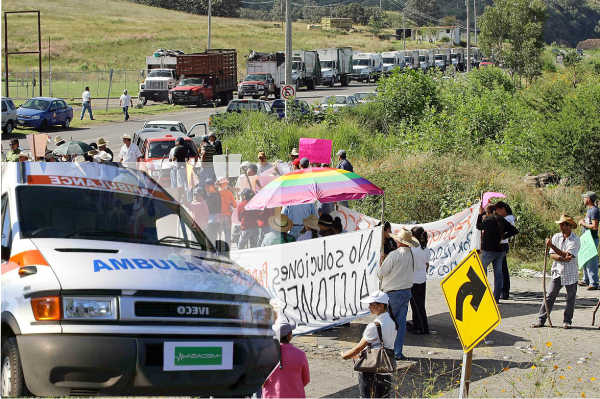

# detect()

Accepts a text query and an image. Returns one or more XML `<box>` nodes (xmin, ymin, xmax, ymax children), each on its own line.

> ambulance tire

<box><xmin>1</xmin><ymin>337</ymin><xmax>31</xmax><ymax>397</ymax></box>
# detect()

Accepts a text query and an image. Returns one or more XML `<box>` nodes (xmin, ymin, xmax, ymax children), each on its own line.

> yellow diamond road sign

<box><xmin>440</xmin><ymin>249</ymin><xmax>501</xmax><ymax>353</ymax></box>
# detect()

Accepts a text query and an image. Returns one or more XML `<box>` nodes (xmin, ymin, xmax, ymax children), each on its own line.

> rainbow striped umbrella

<box><xmin>245</xmin><ymin>167</ymin><xmax>383</xmax><ymax>210</ymax></box>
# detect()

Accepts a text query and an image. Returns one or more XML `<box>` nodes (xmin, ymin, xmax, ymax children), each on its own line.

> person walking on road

<box><xmin>476</xmin><ymin>204</ymin><xmax>519</xmax><ymax>302</ymax></box>
<box><xmin>409</xmin><ymin>226</ymin><xmax>430</xmax><ymax>335</ymax></box>
<box><xmin>119</xmin><ymin>89</ymin><xmax>134</xmax><ymax>121</ymax></box>
<box><xmin>578</xmin><ymin>191</ymin><xmax>599</xmax><ymax>290</ymax></box>
<box><xmin>495</xmin><ymin>201</ymin><xmax>516</xmax><ymax>299</ymax></box>
<box><xmin>378</xmin><ymin>229</ymin><xmax>418</xmax><ymax>361</ymax></box>
<box><xmin>533</xmin><ymin>214</ymin><xmax>581</xmax><ymax>329</ymax></box>
<box><xmin>81</xmin><ymin>87</ymin><xmax>94</xmax><ymax>120</ymax></box>
<box><xmin>119</xmin><ymin>134</ymin><xmax>142</xmax><ymax>164</ymax></box>
<box><xmin>263</xmin><ymin>322</ymin><xmax>310</xmax><ymax>399</ymax></box>
<box><xmin>341</xmin><ymin>291</ymin><xmax>398</xmax><ymax>399</ymax></box>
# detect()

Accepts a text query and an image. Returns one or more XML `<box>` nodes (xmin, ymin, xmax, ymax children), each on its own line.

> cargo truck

<box><xmin>292</xmin><ymin>50</ymin><xmax>322</xmax><ymax>90</ymax></box>
<box><xmin>433</xmin><ymin>49</ymin><xmax>451</xmax><ymax>70</ymax></box>
<box><xmin>418</xmin><ymin>50</ymin><xmax>434</xmax><ymax>71</ymax></box>
<box><xmin>410</xmin><ymin>50</ymin><xmax>420</xmax><ymax>69</ymax></box>
<box><xmin>316</xmin><ymin>47</ymin><xmax>352</xmax><ymax>87</ymax></box>
<box><xmin>238</xmin><ymin>52</ymin><xmax>286</xmax><ymax>99</ymax></box>
<box><xmin>381</xmin><ymin>51</ymin><xmax>405</xmax><ymax>73</ymax></box>
<box><xmin>169</xmin><ymin>49</ymin><xmax>237</xmax><ymax>107</ymax></box>
<box><xmin>350</xmin><ymin>52</ymin><xmax>383</xmax><ymax>82</ymax></box>
<box><xmin>139</xmin><ymin>55</ymin><xmax>179</xmax><ymax>105</ymax></box>
<box><xmin>451</xmin><ymin>48</ymin><xmax>465</xmax><ymax>72</ymax></box>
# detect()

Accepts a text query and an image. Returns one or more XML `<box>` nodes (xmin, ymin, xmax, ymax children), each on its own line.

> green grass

<box><xmin>0</xmin><ymin>0</ymin><xmax>454</xmax><ymax>77</ymax></box>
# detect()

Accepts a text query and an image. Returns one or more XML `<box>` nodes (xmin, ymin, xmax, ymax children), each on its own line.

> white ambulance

<box><xmin>1</xmin><ymin>162</ymin><xmax>278</xmax><ymax>397</ymax></box>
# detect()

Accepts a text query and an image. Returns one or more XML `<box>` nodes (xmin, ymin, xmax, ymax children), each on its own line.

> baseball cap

<box><xmin>300</xmin><ymin>157</ymin><xmax>309</xmax><ymax>167</ymax></box>
<box><xmin>202</xmin><ymin>135</ymin><xmax>209</xmax><ymax>143</ymax></box>
<box><xmin>258</xmin><ymin>151</ymin><xmax>266</xmax><ymax>158</ymax></box>
<box><xmin>292</xmin><ymin>159</ymin><xmax>300</xmax><ymax>166</ymax></box>
<box><xmin>240</xmin><ymin>188</ymin><xmax>253</xmax><ymax>197</ymax></box>
<box><xmin>360</xmin><ymin>290</ymin><xmax>389</xmax><ymax>305</ymax></box>
<box><xmin>193</xmin><ymin>187</ymin><xmax>204</xmax><ymax>196</ymax></box>
<box><xmin>582</xmin><ymin>191</ymin><xmax>597</xmax><ymax>202</ymax></box>
<box><xmin>209</xmin><ymin>132</ymin><xmax>216</xmax><ymax>138</ymax></box>
<box><xmin>204</xmin><ymin>178</ymin><xmax>215</xmax><ymax>186</ymax></box>
<box><xmin>337</xmin><ymin>149</ymin><xmax>347</xmax><ymax>157</ymax></box>
<box><xmin>175</xmin><ymin>137</ymin><xmax>185</xmax><ymax>144</ymax></box>
<box><xmin>273</xmin><ymin>321</ymin><xmax>296</xmax><ymax>340</ymax></box>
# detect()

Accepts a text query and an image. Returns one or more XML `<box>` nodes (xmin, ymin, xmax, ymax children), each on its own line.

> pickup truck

<box><xmin>238</xmin><ymin>73</ymin><xmax>276</xmax><ymax>99</ymax></box>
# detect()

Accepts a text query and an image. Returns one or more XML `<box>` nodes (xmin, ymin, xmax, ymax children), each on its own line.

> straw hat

<box><xmin>98</xmin><ymin>151</ymin><xmax>112</xmax><ymax>161</ymax></box>
<box><xmin>289</xmin><ymin>147</ymin><xmax>299</xmax><ymax>156</ymax></box>
<box><xmin>121</xmin><ymin>133</ymin><xmax>133</xmax><ymax>140</ymax></box>
<box><xmin>73</xmin><ymin>155</ymin><xmax>86</xmax><ymax>162</ymax></box>
<box><xmin>303</xmin><ymin>214</ymin><xmax>320</xmax><ymax>231</ymax></box>
<box><xmin>88</xmin><ymin>149</ymin><xmax>99</xmax><ymax>156</ymax></box>
<box><xmin>54</xmin><ymin>135</ymin><xmax>65</xmax><ymax>144</ymax></box>
<box><xmin>555</xmin><ymin>214</ymin><xmax>577</xmax><ymax>228</ymax></box>
<box><xmin>268</xmin><ymin>214</ymin><xmax>293</xmax><ymax>233</ymax></box>
<box><xmin>390</xmin><ymin>229</ymin><xmax>419</xmax><ymax>247</ymax></box>
<box><xmin>97</xmin><ymin>137</ymin><xmax>109</xmax><ymax>146</ymax></box>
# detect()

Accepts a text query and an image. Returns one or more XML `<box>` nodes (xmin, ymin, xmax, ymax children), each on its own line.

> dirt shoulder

<box><xmin>292</xmin><ymin>276</ymin><xmax>600</xmax><ymax>398</ymax></box>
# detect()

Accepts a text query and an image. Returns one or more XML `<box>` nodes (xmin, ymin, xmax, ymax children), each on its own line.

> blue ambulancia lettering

<box><xmin>93</xmin><ymin>258</ymin><xmax>232</xmax><ymax>274</ymax></box>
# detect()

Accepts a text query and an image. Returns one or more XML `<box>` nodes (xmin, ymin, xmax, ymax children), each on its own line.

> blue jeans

<box><xmin>123</xmin><ymin>106</ymin><xmax>129</xmax><ymax>120</ymax></box>
<box><xmin>80</xmin><ymin>101</ymin><xmax>93</xmax><ymax>120</ymax></box>
<box><xmin>481</xmin><ymin>251</ymin><xmax>505</xmax><ymax>302</ymax></box>
<box><xmin>238</xmin><ymin>227</ymin><xmax>259</xmax><ymax>249</ymax></box>
<box><xmin>583</xmin><ymin>238</ymin><xmax>600</xmax><ymax>288</ymax></box>
<box><xmin>387</xmin><ymin>289</ymin><xmax>411</xmax><ymax>359</ymax></box>
<box><xmin>170</xmin><ymin>167</ymin><xmax>178</xmax><ymax>188</ymax></box>
<box><xmin>198</xmin><ymin>166</ymin><xmax>215</xmax><ymax>188</ymax></box>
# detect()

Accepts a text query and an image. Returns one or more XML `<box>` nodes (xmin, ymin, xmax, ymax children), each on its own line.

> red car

<box><xmin>479</xmin><ymin>58</ymin><xmax>494</xmax><ymax>68</ymax></box>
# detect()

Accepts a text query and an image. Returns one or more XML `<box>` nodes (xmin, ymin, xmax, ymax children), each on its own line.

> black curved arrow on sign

<box><xmin>455</xmin><ymin>266</ymin><xmax>487</xmax><ymax>322</ymax></box>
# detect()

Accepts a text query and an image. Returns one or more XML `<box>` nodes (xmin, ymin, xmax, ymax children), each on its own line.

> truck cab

<box><xmin>139</xmin><ymin>66</ymin><xmax>178</xmax><ymax>105</ymax></box>
<box><xmin>170</xmin><ymin>77</ymin><xmax>213</xmax><ymax>107</ymax></box>
<box><xmin>451</xmin><ymin>48</ymin><xmax>465</xmax><ymax>72</ymax></box>
<box><xmin>381</xmin><ymin>51</ymin><xmax>405</xmax><ymax>73</ymax></box>
<box><xmin>0</xmin><ymin>162</ymin><xmax>278</xmax><ymax>397</ymax></box>
<box><xmin>351</xmin><ymin>53</ymin><xmax>383</xmax><ymax>83</ymax></box>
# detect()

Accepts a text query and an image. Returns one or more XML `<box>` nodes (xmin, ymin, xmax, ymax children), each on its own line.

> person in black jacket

<box><xmin>476</xmin><ymin>204</ymin><xmax>519</xmax><ymax>302</ymax></box>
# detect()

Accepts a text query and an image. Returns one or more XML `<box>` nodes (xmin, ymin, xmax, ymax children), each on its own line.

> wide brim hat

<box><xmin>555</xmin><ymin>214</ymin><xmax>577</xmax><ymax>228</ymax></box>
<box><xmin>390</xmin><ymin>229</ymin><xmax>419</xmax><ymax>247</ymax></box>
<box><xmin>73</xmin><ymin>155</ymin><xmax>86</xmax><ymax>162</ymax></box>
<box><xmin>54</xmin><ymin>135</ymin><xmax>64</xmax><ymax>144</ymax></box>
<box><xmin>269</xmin><ymin>213</ymin><xmax>293</xmax><ymax>233</ymax></box>
<box><xmin>98</xmin><ymin>151</ymin><xmax>112</xmax><ymax>161</ymax></box>
<box><xmin>303</xmin><ymin>214</ymin><xmax>320</xmax><ymax>231</ymax></box>
<box><xmin>97</xmin><ymin>137</ymin><xmax>109</xmax><ymax>146</ymax></box>
<box><xmin>289</xmin><ymin>148</ymin><xmax>299</xmax><ymax>156</ymax></box>
<box><xmin>216</xmin><ymin>176</ymin><xmax>228</xmax><ymax>185</ymax></box>
<box><xmin>121</xmin><ymin>133</ymin><xmax>132</xmax><ymax>140</ymax></box>
<box><xmin>88</xmin><ymin>149</ymin><xmax>99</xmax><ymax>156</ymax></box>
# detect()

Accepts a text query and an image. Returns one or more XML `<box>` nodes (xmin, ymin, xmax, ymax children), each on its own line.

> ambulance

<box><xmin>1</xmin><ymin>162</ymin><xmax>278</xmax><ymax>397</ymax></box>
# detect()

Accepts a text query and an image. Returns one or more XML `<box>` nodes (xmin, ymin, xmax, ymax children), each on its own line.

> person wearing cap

<box><xmin>105</xmin><ymin>198</ymin><xmax>129</xmax><ymax>233</ymax></box>
<box><xmin>476</xmin><ymin>204</ymin><xmax>520</xmax><ymax>302</ymax></box>
<box><xmin>257</xmin><ymin>151</ymin><xmax>272</xmax><ymax>174</ymax></box>
<box><xmin>208</xmin><ymin>132</ymin><xmax>223</xmax><ymax>155</ymax></box>
<box><xmin>217</xmin><ymin>176</ymin><xmax>237</xmax><ymax>246</ymax></box>
<box><xmin>237</xmin><ymin>188</ymin><xmax>260</xmax><ymax>249</ymax></box>
<box><xmin>578</xmin><ymin>191</ymin><xmax>599</xmax><ymax>290</ymax></box>
<box><xmin>197</xmin><ymin>135</ymin><xmax>216</xmax><ymax>191</ymax></box>
<box><xmin>533</xmin><ymin>214</ymin><xmax>581</xmax><ymax>329</ymax></box>
<box><xmin>119</xmin><ymin>89</ymin><xmax>134</xmax><ymax>121</ymax></box>
<box><xmin>119</xmin><ymin>133</ymin><xmax>142</xmax><ymax>163</ymax></box>
<box><xmin>299</xmin><ymin>157</ymin><xmax>310</xmax><ymax>170</ymax></box>
<box><xmin>341</xmin><ymin>291</ymin><xmax>399</xmax><ymax>398</ymax></box>
<box><xmin>5</xmin><ymin>138</ymin><xmax>23</xmax><ymax>162</ymax></box>
<box><xmin>291</xmin><ymin>158</ymin><xmax>301</xmax><ymax>170</ymax></box>
<box><xmin>378</xmin><ymin>229</ymin><xmax>419</xmax><ymax>360</ymax></box>
<box><xmin>297</xmin><ymin>214</ymin><xmax>320</xmax><ymax>241</ymax></box>
<box><xmin>282</xmin><ymin>202</ymin><xmax>317</xmax><ymax>239</ymax></box>
<box><xmin>336</xmin><ymin>149</ymin><xmax>353</xmax><ymax>172</ymax></box>
<box><xmin>81</xmin><ymin>86</ymin><xmax>94</xmax><ymax>120</ymax></box>
<box><xmin>203</xmin><ymin>178</ymin><xmax>223</xmax><ymax>245</ymax></box>
<box><xmin>54</xmin><ymin>135</ymin><xmax>66</xmax><ymax>148</ymax></box>
<box><xmin>97</xmin><ymin>138</ymin><xmax>114</xmax><ymax>160</ymax></box>
<box><xmin>261</xmin><ymin>214</ymin><xmax>296</xmax><ymax>246</ymax></box>
<box><xmin>263</xmin><ymin>321</ymin><xmax>310</xmax><ymax>399</ymax></box>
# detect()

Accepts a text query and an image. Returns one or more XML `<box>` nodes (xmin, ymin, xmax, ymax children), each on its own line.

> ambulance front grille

<box><xmin>134</xmin><ymin>301</ymin><xmax>240</xmax><ymax>320</ymax></box>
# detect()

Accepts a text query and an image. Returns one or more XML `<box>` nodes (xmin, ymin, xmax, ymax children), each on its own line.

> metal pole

<box><xmin>403</xmin><ymin>13</ymin><xmax>406</xmax><ymax>52</ymax></box>
<box><xmin>49</xmin><ymin>37</ymin><xmax>52</xmax><ymax>97</ymax></box>
<box><xmin>97</xmin><ymin>71</ymin><xmax>100</xmax><ymax>96</ymax></box>
<box><xmin>466</xmin><ymin>0</ymin><xmax>471</xmax><ymax>72</ymax></box>
<box><xmin>106</xmin><ymin>69</ymin><xmax>113</xmax><ymax>111</ymax></box>
<box><xmin>38</xmin><ymin>11</ymin><xmax>42</xmax><ymax>97</ymax></box>
<box><xmin>4</xmin><ymin>12</ymin><xmax>8</xmax><ymax>97</ymax></box>
<box><xmin>458</xmin><ymin>350</ymin><xmax>473</xmax><ymax>398</ymax></box>
<box><xmin>474</xmin><ymin>0</ymin><xmax>477</xmax><ymax>44</ymax></box>
<box><xmin>26</xmin><ymin>68</ymin><xmax>28</xmax><ymax>96</ymax></box>
<box><xmin>285</xmin><ymin>0</ymin><xmax>292</xmax><ymax>119</ymax></box>
<box><xmin>124</xmin><ymin>69</ymin><xmax>127</xmax><ymax>91</ymax></box>
<box><xmin>66</xmin><ymin>69</ymin><xmax>68</xmax><ymax>97</ymax></box>
<box><xmin>208</xmin><ymin>0</ymin><xmax>212</xmax><ymax>49</ymax></box>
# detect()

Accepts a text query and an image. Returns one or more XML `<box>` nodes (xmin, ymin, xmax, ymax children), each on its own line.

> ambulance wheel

<box><xmin>1</xmin><ymin>337</ymin><xmax>31</xmax><ymax>397</ymax></box>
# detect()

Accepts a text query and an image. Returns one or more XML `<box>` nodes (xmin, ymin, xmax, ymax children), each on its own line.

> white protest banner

<box><xmin>335</xmin><ymin>204</ymin><xmax>481</xmax><ymax>280</ymax></box>
<box><xmin>229</xmin><ymin>227</ymin><xmax>383</xmax><ymax>334</ymax></box>
<box><xmin>213</xmin><ymin>154</ymin><xmax>242</xmax><ymax>178</ymax></box>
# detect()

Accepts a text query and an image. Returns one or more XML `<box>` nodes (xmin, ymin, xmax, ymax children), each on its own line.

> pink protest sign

<box><xmin>298</xmin><ymin>138</ymin><xmax>332</xmax><ymax>164</ymax></box>
<box><xmin>482</xmin><ymin>192</ymin><xmax>506</xmax><ymax>207</ymax></box>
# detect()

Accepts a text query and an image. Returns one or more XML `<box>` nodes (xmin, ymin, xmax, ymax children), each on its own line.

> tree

<box><xmin>404</xmin><ymin>0</ymin><xmax>441</xmax><ymax>27</ymax></box>
<box><xmin>367</xmin><ymin>16</ymin><xmax>386</xmax><ymax>36</ymax></box>
<box><xmin>442</xmin><ymin>15</ymin><xmax>459</xmax><ymax>27</ymax></box>
<box><xmin>478</xmin><ymin>0</ymin><xmax>548</xmax><ymax>85</ymax></box>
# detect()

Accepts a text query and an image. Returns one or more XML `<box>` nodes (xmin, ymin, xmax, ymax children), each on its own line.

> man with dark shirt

<box><xmin>208</xmin><ymin>132</ymin><xmax>223</xmax><ymax>155</ymax></box>
<box><xmin>97</xmin><ymin>138</ymin><xmax>114</xmax><ymax>161</ymax></box>
<box><xmin>476</xmin><ymin>204</ymin><xmax>519</xmax><ymax>302</ymax></box>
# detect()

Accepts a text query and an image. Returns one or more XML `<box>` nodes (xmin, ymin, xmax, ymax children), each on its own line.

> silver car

<box><xmin>2</xmin><ymin>97</ymin><xmax>17</xmax><ymax>134</ymax></box>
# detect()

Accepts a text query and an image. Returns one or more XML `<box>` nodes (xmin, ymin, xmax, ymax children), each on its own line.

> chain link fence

<box><xmin>2</xmin><ymin>69</ymin><xmax>143</xmax><ymax>107</ymax></box>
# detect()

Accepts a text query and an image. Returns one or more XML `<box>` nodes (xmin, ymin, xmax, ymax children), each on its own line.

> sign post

<box><xmin>441</xmin><ymin>249</ymin><xmax>501</xmax><ymax>398</ymax></box>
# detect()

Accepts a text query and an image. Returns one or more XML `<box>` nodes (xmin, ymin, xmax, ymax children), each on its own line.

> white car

<box><xmin>142</xmin><ymin>120</ymin><xmax>207</xmax><ymax>142</ymax></box>
<box><xmin>1</xmin><ymin>97</ymin><xmax>17</xmax><ymax>134</ymax></box>
<box><xmin>318</xmin><ymin>95</ymin><xmax>360</xmax><ymax>112</ymax></box>
<box><xmin>353</xmin><ymin>92</ymin><xmax>377</xmax><ymax>104</ymax></box>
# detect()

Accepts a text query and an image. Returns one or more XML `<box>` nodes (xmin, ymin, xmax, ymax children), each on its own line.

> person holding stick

<box><xmin>532</xmin><ymin>214</ymin><xmax>581</xmax><ymax>329</ymax></box>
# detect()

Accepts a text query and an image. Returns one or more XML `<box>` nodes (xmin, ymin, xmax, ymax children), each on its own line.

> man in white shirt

<box><xmin>80</xmin><ymin>87</ymin><xmax>94</xmax><ymax>120</ymax></box>
<box><xmin>378</xmin><ymin>229</ymin><xmax>418</xmax><ymax>361</ymax></box>
<box><xmin>119</xmin><ymin>133</ymin><xmax>142</xmax><ymax>165</ymax></box>
<box><xmin>119</xmin><ymin>89</ymin><xmax>134</xmax><ymax>121</ymax></box>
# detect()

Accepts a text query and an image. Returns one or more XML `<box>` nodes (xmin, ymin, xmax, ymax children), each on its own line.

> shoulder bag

<box><xmin>353</xmin><ymin>321</ymin><xmax>397</xmax><ymax>373</ymax></box>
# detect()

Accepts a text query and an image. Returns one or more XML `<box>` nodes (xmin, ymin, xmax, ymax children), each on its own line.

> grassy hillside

<box><xmin>1</xmin><ymin>0</ymin><xmax>435</xmax><ymax>73</ymax></box>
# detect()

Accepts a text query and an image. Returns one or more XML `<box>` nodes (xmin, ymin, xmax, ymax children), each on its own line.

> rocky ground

<box><xmin>291</xmin><ymin>276</ymin><xmax>600</xmax><ymax>398</ymax></box>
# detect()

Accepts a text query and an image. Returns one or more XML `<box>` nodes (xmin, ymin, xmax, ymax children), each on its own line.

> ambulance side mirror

<box><xmin>1</xmin><ymin>245</ymin><xmax>10</xmax><ymax>262</ymax></box>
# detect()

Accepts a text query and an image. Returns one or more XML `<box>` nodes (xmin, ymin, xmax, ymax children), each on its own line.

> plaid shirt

<box><xmin>549</xmin><ymin>232</ymin><xmax>581</xmax><ymax>286</ymax></box>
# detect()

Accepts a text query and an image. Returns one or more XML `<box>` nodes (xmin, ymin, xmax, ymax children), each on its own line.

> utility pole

<box><xmin>473</xmin><ymin>0</ymin><xmax>477</xmax><ymax>43</ymax></box>
<box><xmin>380</xmin><ymin>0</ymin><xmax>382</xmax><ymax>10</ymax></box>
<box><xmin>285</xmin><ymin>0</ymin><xmax>292</xmax><ymax>86</ymax></box>
<box><xmin>403</xmin><ymin>12</ymin><xmax>406</xmax><ymax>51</ymax></box>
<box><xmin>466</xmin><ymin>0</ymin><xmax>471</xmax><ymax>72</ymax></box>
<box><xmin>207</xmin><ymin>0</ymin><xmax>212</xmax><ymax>49</ymax></box>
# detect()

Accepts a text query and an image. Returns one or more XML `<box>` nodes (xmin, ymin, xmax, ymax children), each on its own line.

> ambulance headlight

<box><xmin>63</xmin><ymin>296</ymin><xmax>118</xmax><ymax>320</ymax></box>
<box><xmin>240</xmin><ymin>303</ymin><xmax>274</xmax><ymax>326</ymax></box>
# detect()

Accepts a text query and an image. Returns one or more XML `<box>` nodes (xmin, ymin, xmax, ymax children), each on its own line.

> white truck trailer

<box><xmin>316</xmin><ymin>47</ymin><xmax>352</xmax><ymax>87</ymax></box>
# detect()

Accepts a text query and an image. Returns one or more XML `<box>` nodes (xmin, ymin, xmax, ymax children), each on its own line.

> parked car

<box><xmin>271</xmin><ymin>99</ymin><xmax>311</xmax><ymax>118</ymax></box>
<box><xmin>16</xmin><ymin>97</ymin><xmax>74</xmax><ymax>130</ymax></box>
<box><xmin>142</xmin><ymin>120</ymin><xmax>208</xmax><ymax>149</ymax></box>
<box><xmin>353</xmin><ymin>92</ymin><xmax>377</xmax><ymax>104</ymax></box>
<box><xmin>317</xmin><ymin>95</ymin><xmax>359</xmax><ymax>113</ymax></box>
<box><xmin>209</xmin><ymin>99</ymin><xmax>275</xmax><ymax>130</ymax></box>
<box><xmin>1</xmin><ymin>97</ymin><xmax>17</xmax><ymax>134</ymax></box>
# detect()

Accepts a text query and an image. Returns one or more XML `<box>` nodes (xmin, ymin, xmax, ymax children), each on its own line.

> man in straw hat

<box><xmin>378</xmin><ymin>229</ymin><xmax>419</xmax><ymax>361</ymax></box>
<box><xmin>297</xmin><ymin>214</ymin><xmax>320</xmax><ymax>241</ymax></box>
<box><xmin>97</xmin><ymin>137</ymin><xmax>114</xmax><ymax>160</ymax></box>
<box><xmin>54</xmin><ymin>135</ymin><xmax>66</xmax><ymax>148</ymax></box>
<box><xmin>261</xmin><ymin>214</ymin><xmax>296</xmax><ymax>247</ymax></box>
<box><xmin>119</xmin><ymin>133</ymin><xmax>142</xmax><ymax>163</ymax></box>
<box><xmin>532</xmin><ymin>214</ymin><xmax>581</xmax><ymax>329</ymax></box>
